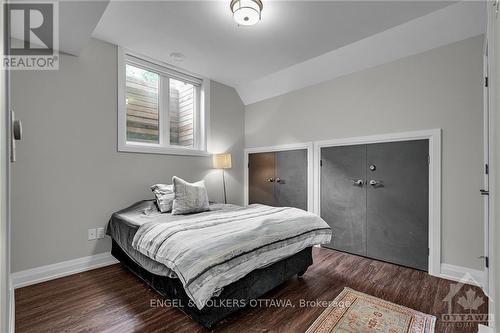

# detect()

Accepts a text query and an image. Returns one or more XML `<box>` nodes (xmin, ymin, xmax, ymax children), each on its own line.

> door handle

<box><xmin>276</xmin><ymin>177</ymin><xmax>282</xmax><ymax>184</ymax></box>
<box><xmin>369</xmin><ymin>180</ymin><xmax>382</xmax><ymax>186</ymax></box>
<box><xmin>351</xmin><ymin>179</ymin><xmax>364</xmax><ymax>186</ymax></box>
<box><xmin>10</xmin><ymin>109</ymin><xmax>22</xmax><ymax>163</ymax></box>
<box><xmin>266</xmin><ymin>177</ymin><xmax>275</xmax><ymax>183</ymax></box>
<box><xmin>13</xmin><ymin>119</ymin><xmax>22</xmax><ymax>141</ymax></box>
<box><xmin>480</xmin><ymin>189</ymin><xmax>489</xmax><ymax>195</ymax></box>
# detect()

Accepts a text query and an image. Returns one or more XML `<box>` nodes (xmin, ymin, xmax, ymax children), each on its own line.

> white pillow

<box><xmin>151</xmin><ymin>184</ymin><xmax>175</xmax><ymax>213</ymax></box>
<box><xmin>171</xmin><ymin>176</ymin><xmax>209</xmax><ymax>215</ymax></box>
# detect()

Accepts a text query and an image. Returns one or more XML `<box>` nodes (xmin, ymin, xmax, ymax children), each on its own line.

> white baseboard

<box><xmin>478</xmin><ymin>324</ymin><xmax>494</xmax><ymax>333</ymax></box>
<box><xmin>440</xmin><ymin>263</ymin><xmax>485</xmax><ymax>287</ymax></box>
<box><xmin>9</xmin><ymin>252</ymin><xmax>486</xmax><ymax>292</ymax></box>
<box><xmin>11</xmin><ymin>252</ymin><xmax>118</xmax><ymax>289</ymax></box>
<box><xmin>9</xmin><ymin>281</ymin><xmax>14</xmax><ymax>333</ymax></box>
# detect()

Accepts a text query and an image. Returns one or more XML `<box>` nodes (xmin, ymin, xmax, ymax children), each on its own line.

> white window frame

<box><xmin>117</xmin><ymin>48</ymin><xmax>210</xmax><ymax>156</ymax></box>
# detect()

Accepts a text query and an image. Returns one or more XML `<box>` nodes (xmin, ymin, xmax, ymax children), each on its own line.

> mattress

<box><xmin>131</xmin><ymin>203</ymin><xmax>331</xmax><ymax>309</ymax></box>
<box><xmin>106</xmin><ymin>200</ymin><xmax>238</xmax><ymax>278</ymax></box>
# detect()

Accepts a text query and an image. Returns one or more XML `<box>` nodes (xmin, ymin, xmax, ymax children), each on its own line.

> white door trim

<box><xmin>244</xmin><ymin>143</ymin><xmax>314</xmax><ymax>212</ymax></box>
<box><xmin>313</xmin><ymin>129</ymin><xmax>442</xmax><ymax>277</ymax></box>
<box><xmin>485</xmin><ymin>1</ymin><xmax>497</xmax><ymax>328</ymax></box>
<box><xmin>482</xmin><ymin>39</ymin><xmax>491</xmax><ymax>297</ymax></box>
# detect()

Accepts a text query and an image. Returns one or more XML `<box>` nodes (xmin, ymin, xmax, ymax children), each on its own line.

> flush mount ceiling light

<box><xmin>230</xmin><ymin>0</ymin><xmax>263</xmax><ymax>26</ymax></box>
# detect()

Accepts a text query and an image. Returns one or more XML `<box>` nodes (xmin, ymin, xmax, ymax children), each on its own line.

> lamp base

<box><xmin>222</xmin><ymin>169</ymin><xmax>227</xmax><ymax>204</ymax></box>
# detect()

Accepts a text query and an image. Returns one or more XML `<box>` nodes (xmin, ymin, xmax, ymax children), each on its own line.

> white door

<box><xmin>0</xmin><ymin>3</ymin><xmax>12</xmax><ymax>331</ymax></box>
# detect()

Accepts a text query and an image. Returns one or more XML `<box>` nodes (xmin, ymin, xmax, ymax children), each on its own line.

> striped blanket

<box><xmin>132</xmin><ymin>204</ymin><xmax>332</xmax><ymax>309</ymax></box>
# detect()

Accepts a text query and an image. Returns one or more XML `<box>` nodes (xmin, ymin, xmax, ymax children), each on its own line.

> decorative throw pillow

<box><xmin>151</xmin><ymin>184</ymin><xmax>175</xmax><ymax>213</ymax></box>
<box><xmin>171</xmin><ymin>176</ymin><xmax>210</xmax><ymax>215</ymax></box>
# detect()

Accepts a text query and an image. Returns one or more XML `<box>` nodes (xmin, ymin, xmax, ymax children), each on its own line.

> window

<box><xmin>125</xmin><ymin>65</ymin><xmax>160</xmax><ymax>144</ymax></box>
<box><xmin>118</xmin><ymin>50</ymin><xmax>209</xmax><ymax>155</ymax></box>
<box><xmin>169</xmin><ymin>78</ymin><xmax>196</xmax><ymax>147</ymax></box>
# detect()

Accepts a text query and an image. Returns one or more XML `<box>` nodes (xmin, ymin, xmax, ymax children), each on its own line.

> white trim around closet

<box><xmin>313</xmin><ymin>129</ymin><xmax>442</xmax><ymax>277</ymax></box>
<box><xmin>244</xmin><ymin>143</ymin><xmax>314</xmax><ymax>212</ymax></box>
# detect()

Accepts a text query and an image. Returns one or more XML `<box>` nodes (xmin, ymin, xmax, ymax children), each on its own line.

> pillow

<box><xmin>151</xmin><ymin>184</ymin><xmax>175</xmax><ymax>213</ymax></box>
<box><xmin>171</xmin><ymin>176</ymin><xmax>210</xmax><ymax>215</ymax></box>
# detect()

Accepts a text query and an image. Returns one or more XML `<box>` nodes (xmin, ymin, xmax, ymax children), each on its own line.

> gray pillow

<box><xmin>151</xmin><ymin>184</ymin><xmax>175</xmax><ymax>213</ymax></box>
<box><xmin>171</xmin><ymin>176</ymin><xmax>209</xmax><ymax>215</ymax></box>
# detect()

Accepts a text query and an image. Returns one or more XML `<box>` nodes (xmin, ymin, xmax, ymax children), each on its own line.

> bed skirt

<box><xmin>111</xmin><ymin>240</ymin><xmax>313</xmax><ymax>328</ymax></box>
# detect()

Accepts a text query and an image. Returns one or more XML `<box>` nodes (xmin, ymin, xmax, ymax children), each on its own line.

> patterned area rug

<box><xmin>306</xmin><ymin>288</ymin><xmax>435</xmax><ymax>333</ymax></box>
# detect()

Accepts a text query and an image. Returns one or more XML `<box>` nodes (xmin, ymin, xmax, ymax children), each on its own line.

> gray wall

<box><xmin>245</xmin><ymin>35</ymin><xmax>485</xmax><ymax>271</ymax></box>
<box><xmin>206</xmin><ymin>81</ymin><xmax>245</xmax><ymax>205</ymax></box>
<box><xmin>11</xmin><ymin>38</ymin><xmax>245</xmax><ymax>272</ymax></box>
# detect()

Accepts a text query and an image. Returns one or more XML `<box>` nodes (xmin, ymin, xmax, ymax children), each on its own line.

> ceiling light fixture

<box><xmin>230</xmin><ymin>0</ymin><xmax>263</xmax><ymax>26</ymax></box>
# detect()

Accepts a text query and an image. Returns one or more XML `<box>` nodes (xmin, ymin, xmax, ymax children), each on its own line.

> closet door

<box><xmin>249</xmin><ymin>152</ymin><xmax>276</xmax><ymax>206</ymax></box>
<box><xmin>366</xmin><ymin>140</ymin><xmax>429</xmax><ymax>271</ymax></box>
<box><xmin>320</xmin><ymin>145</ymin><xmax>367</xmax><ymax>255</ymax></box>
<box><xmin>275</xmin><ymin>149</ymin><xmax>308</xmax><ymax>210</ymax></box>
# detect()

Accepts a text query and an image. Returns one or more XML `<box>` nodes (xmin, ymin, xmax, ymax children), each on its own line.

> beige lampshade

<box><xmin>213</xmin><ymin>153</ymin><xmax>232</xmax><ymax>169</ymax></box>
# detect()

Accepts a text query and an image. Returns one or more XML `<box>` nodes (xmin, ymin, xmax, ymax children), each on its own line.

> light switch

<box><xmin>88</xmin><ymin>228</ymin><xmax>96</xmax><ymax>241</ymax></box>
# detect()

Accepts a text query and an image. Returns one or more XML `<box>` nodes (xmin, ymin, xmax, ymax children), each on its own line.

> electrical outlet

<box><xmin>97</xmin><ymin>227</ymin><xmax>105</xmax><ymax>239</ymax></box>
<box><xmin>88</xmin><ymin>228</ymin><xmax>96</xmax><ymax>241</ymax></box>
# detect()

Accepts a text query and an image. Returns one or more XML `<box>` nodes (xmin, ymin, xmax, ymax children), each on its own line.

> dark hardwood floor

<box><xmin>15</xmin><ymin>248</ymin><xmax>488</xmax><ymax>333</ymax></box>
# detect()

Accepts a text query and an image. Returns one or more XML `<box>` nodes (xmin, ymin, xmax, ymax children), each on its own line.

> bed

<box><xmin>107</xmin><ymin>200</ymin><xmax>331</xmax><ymax>328</ymax></box>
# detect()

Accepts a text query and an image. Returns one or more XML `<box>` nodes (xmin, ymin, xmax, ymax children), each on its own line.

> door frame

<box><xmin>1</xmin><ymin>2</ymin><xmax>13</xmax><ymax>331</ymax></box>
<box><xmin>485</xmin><ymin>1</ymin><xmax>497</xmax><ymax>327</ymax></box>
<box><xmin>482</xmin><ymin>38</ymin><xmax>491</xmax><ymax>299</ymax></box>
<box><xmin>313</xmin><ymin>129</ymin><xmax>442</xmax><ymax>277</ymax></box>
<box><xmin>244</xmin><ymin>143</ymin><xmax>314</xmax><ymax>212</ymax></box>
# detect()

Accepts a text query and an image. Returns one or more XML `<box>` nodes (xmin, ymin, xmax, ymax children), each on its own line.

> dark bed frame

<box><xmin>111</xmin><ymin>240</ymin><xmax>313</xmax><ymax>328</ymax></box>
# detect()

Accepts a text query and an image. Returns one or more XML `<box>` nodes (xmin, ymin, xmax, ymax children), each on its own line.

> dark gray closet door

<box><xmin>320</xmin><ymin>145</ymin><xmax>367</xmax><ymax>255</ymax></box>
<box><xmin>366</xmin><ymin>140</ymin><xmax>429</xmax><ymax>271</ymax></box>
<box><xmin>275</xmin><ymin>149</ymin><xmax>308</xmax><ymax>210</ymax></box>
<box><xmin>249</xmin><ymin>152</ymin><xmax>276</xmax><ymax>206</ymax></box>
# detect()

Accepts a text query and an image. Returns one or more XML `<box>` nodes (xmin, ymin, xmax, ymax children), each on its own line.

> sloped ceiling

<box><xmin>91</xmin><ymin>1</ymin><xmax>485</xmax><ymax>104</ymax></box>
<box><xmin>9</xmin><ymin>0</ymin><xmax>109</xmax><ymax>56</ymax></box>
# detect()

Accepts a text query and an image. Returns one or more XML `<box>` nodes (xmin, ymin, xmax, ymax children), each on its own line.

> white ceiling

<box><xmin>239</xmin><ymin>1</ymin><xmax>485</xmax><ymax>104</ymax></box>
<box><xmin>59</xmin><ymin>1</ymin><xmax>110</xmax><ymax>55</ymax></box>
<box><xmin>93</xmin><ymin>1</ymin><xmax>454</xmax><ymax>88</ymax></box>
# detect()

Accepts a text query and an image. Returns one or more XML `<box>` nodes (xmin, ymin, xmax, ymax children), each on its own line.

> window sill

<box><xmin>118</xmin><ymin>143</ymin><xmax>210</xmax><ymax>157</ymax></box>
